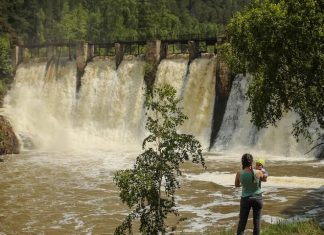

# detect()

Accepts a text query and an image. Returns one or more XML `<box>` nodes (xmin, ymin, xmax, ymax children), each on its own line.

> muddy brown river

<box><xmin>0</xmin><ymin>151</ymin><xmax>323</xmax><ymax>234</ymax></box>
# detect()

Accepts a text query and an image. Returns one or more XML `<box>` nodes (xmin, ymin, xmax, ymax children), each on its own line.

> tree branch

<box><xmin>304</xmin><ymin>142</ymin><xmax>324</xmax><ymax>155</ymax></box>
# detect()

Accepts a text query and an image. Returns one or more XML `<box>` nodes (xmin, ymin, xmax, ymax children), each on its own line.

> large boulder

<box><xmin>0</xmin><ymin>115</ymin><xmax>19</xmax><ymax>155</ymax></box>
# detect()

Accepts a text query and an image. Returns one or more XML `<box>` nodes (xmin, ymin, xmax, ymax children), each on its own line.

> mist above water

<box><xmin>3</xmin><ymin>57</ymin><xmax>216</xmax><ymax>152</ymax></box>
<box><xmin>1</xmin><ymin>56</ymin><xmax>314</xmax><ymax>159</ymax></box>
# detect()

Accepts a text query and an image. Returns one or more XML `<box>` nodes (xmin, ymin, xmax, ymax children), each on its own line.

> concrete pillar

<box><xmin>48</xmin><ymin>46</ymin><xmax>53</xmax><ymax>59</ymax></box>
<box><xmin>160</xmin><ymin>42</ymin><xmax>168</xmax><ymax>61</ymax></box>
<box><xmin>76</xmin><ymin>42</ymin><xmax>89</xmax><ymax>93</ymax></box>
<box><xmin>87</xmin><ymin>44</ymin><xmax>95</xmax><ymax>61</ymax></box>
<box><xmin>146</xmin><ymin>40</ymin><xmax>161</xmax><ymax>64</ymax></box>
<box><xmin>11</xmin><ymin>45</ymin><xmax>23</xmax><ymax>67</ymax></box>
<box><xmin>47</xmin><ymin>46</ymin><xmax>56</xmax><ymax>60</ymax></box>
<box><xmin>76</xmin><ymin>42</ymin><xmax>89</xmax><ymax>71</ymax></box>
<box><xmin>144</xmin><ymin>40</ymin><xmax>161</xmax><ymax>90</ymax></box>
<box><xmin>214</xmin><ymin>42</ymin><xmax>218</xmax><ymax>54</ymax></box>
<box><xmin>188</xmin><ymin>41</ymin><xmax>200</xmax><ymax>63</ymax></box>
<box><xmin>115</xmin><ymin>43</ymin><xmax>125</xmax><ymax>68</ymax></box>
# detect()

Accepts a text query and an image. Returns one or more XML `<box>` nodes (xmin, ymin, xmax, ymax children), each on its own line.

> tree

<box><xmin>227</xmin><ymin>0</ymin><xmax>324</xmax><ymax>144</ymax></box>
<box><xmin>36</xmin><ymin>8</ymin><xmax>46</xmax><ymax>43</ymax></box>
<box><xmin>53</xmin><ymin>2</ymin><xmax>88</xmax><ymax>41</ymax></box>
<box><xmin>0</xmin><ymin>35</ymin><xmax>13</xmax><ymax>102</ymax></box>
<box><xmin>114</xmin><ymin>84</ymin><xmax>205</xmax><ymax>234</ymax></box>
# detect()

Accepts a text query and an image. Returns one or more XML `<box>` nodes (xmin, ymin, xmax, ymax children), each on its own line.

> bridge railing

<box><xmin>23</xmin><ymin>33</ymin><xmax>226</xmax><ymax>48</ymax></box>
<box><xmin>14</xmin><ymin>34</ymin><xmax>226</xmax><ymax>64</ymax></box>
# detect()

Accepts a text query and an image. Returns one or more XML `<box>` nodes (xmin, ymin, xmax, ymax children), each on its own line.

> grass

<box><xmin>261</xmin><ymin>220</ymin><xmax>324</xmax><ymax>235</ymax></box>
<box><xmin>185</xmin><ymin>220</ymin><xmax>324</xmax><ymax>235</ymax></box>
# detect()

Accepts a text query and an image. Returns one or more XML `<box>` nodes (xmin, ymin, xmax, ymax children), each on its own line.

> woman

<box><xmin>235</xmin><ymin>153</ymin><xmax>264</xmax><ymax>235</ymax></box>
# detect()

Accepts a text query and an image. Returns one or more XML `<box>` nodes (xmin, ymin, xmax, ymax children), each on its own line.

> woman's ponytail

<box><xmin>241</xmin><ymin>153</ymin><xmax>255</xmax><ymax>182</ymax></box>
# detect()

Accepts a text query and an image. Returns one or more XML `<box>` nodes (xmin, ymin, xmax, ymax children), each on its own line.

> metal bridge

<box><xmin>21</xmin><ymin>34</ymin><xmax>226</xmax><ymax>58</ymax></box>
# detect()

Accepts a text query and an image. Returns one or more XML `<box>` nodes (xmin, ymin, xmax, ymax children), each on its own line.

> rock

<box><xmin>0</xmin><ymin>115</ymin><xmax>19</xmax><ymax>155</ymax></box>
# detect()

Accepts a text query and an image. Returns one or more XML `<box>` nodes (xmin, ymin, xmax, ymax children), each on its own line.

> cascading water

<box><xmin>3</xmin><ymin>59</ymin><xmax>77</xmax><ymax>151</ymax></box>
<box><xmin>212</xmin><ymin>75</ymin><xmax>258</xmax><ymax>151</ymax></box>
<box><xmin>3</xmin><ymin>56</ymin><xmax>217</xmax><ymax>152</ymax></box>
<box><xmin>212</xmin><ymin>74</ymin><xmax>310</xmax><ymax>158</ymax></box>
<box><xmin>74</xmin><ymin>58</ymin><xmax>146</xmax><ymax>148</ymax></box>
<box><xmin>156</xmin><ymin>58</ymin><xmax>217</xmax><ymax>148</ymax></box>
<box><xmin>155</xmin><ymin>58</ymin><xmax>189</xmax><ymax>96</ymax></box>
<box><xmin>2</xmin><ymin>57</ymin><xmax>146</xmax><ymax>152</ymax></box>
<box><xmin>3</xmin><ymin>56</ymin><xmax>314</xmax><ymax>156</ymax></box>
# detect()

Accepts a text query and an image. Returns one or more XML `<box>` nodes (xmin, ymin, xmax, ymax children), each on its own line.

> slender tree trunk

<box><xmin>156</xmin><ymin>108</ymin><xmax>162</xmax><ymax>233</ymax></box>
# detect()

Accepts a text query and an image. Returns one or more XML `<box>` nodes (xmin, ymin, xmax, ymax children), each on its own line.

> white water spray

<box><xmin>156</xmin><ymin>58</ymin><xmax>217</xmax><ymax>148</ymax></box>
<box><xmin>212</xmin><ymin>74</ymin><xmax>310</xmax><ymax>158</ymax></box>
<box><xmin>2</xmin><ymin>58</ymin><xmax>146</xmax><ymax>152</ymax></box>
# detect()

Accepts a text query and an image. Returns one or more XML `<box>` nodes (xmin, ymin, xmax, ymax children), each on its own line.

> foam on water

<box><xmin>185</xmin><ymin>172</ymin><xmax>324</xmax><ymax>189</ymax></box>
<box><xmin>176</xmin><ymin>202</ymin><xmax>238</xmax><ymax>232</ymax></box>
<box><xmin>204</xmin><ymin>151</ymin><xmax>317</xmax><ymax>162</ymax></box>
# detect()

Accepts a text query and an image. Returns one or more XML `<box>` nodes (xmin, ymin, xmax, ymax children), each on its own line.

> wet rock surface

<box><xmin>0</xmin><ymin>115</ymin><xmax>19</xmax><ymax>155</ymax></box>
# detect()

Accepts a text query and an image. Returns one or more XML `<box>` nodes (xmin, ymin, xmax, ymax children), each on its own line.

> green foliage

<box><xmin>55</xmin><ymin>3</ymin><xmax>88</xmax><ymax>42</ymax></box>
<box><xmin>227</xmin><ymin>0</ymin><xmax>324</xmax><ymax>142</ymax></box>
<box><xmin>114</xmin><ymin>84</ymin><xmax>205</xmax><ymax>234</ymax></box>
<box><xmin>0</xmin><ymin>35</ymin><xmax>13</xmax><ymax>103</ymax></box>
<box><xmin>36</xmin><ymin>9</ymin><xmax>46</xmax><ymax>43</ymax></box>
<box><xmin>0</xmin><ymin>35</ymin><xmax>13</xmax><ymax>80</ymax></box>
<box><xmin>261</xmin><ymin>220</ymin><xmax>324</xmax><ymax>235</ymax></box>
<box><xmin>201</xmin><ymin>220</ymin><xmax>324</xmax><ymax>235</ymax></box>
<box><xmin>0</xmin><ymin>80</ymin><xmax>8</xmax><ymax>104</ymax></box>
<box><xmin>0</xmin><ymin>0</ymin><xmax>252</xmax><ymax>44</ymax></box>
<box><xmin>216</xmin><ymin>42</ymin><xmax>245</xmax><ymax>74</ymax></box>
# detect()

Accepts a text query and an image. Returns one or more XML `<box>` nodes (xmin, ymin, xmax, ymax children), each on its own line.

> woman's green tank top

<box><xmin>240</xmin><ymin>169</ymin><xmax>262</xmax><ymax>197</ymax></box>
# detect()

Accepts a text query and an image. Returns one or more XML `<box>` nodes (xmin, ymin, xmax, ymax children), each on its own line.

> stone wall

<box><xmin>144</xmin><ymin>40</ymin><xmax>161</xmax><ymax>90</ymax></box>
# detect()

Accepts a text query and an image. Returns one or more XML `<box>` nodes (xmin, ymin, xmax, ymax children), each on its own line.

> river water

<box><xmin>1</xmin><ymin>150</ymin><xmax>323</xmax><ymax>234</ymax></box>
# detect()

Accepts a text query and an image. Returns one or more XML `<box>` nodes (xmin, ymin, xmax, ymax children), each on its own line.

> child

<box><xmin>255</xmin><ymin>159</ymin><xmax>268</xmax><ymax>186</ymax></box>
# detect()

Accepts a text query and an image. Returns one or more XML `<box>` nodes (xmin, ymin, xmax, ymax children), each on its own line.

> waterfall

<box><xmin>212</xmin><ymin>75</ymin><xmax>310</xmax><ymax>158</ymax></box>
<box><xmin>212</xmin><ymin>75</ymin><xmax>258</xmax><ymax>151</ymax></box>
<box><xmin>3</xmin><ymin>58</ymin><xmax>146</xmax><ymax>152</ymax></box>
<box><xmin>3</xmin><ymin>56</ymin><xmax>217</xmax><ymax>152</ymax></box>
<box><xmin>2</xmin><ymin>56</ymin><xmax>315</xmax><ymax>157</ymax></box>
<box><xmin>3</xmin><ymin>59</ymin><xmax>77</xmax><ymax>151</ymax></box>
<box><xmin>75</xmin><ymin>58</ymin><xmax>146</xmax><ymax>143</ymax></box>
<box><xmin>156</xmin><ymin>58</ymin><xmax>217</xmax><ymax>149</ymax></box>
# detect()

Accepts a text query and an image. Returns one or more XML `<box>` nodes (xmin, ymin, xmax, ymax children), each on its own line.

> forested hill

<box><xmin>0</xmin><ymin>0</ymin><xmax>250</xmax><ymax>44</ymax></box>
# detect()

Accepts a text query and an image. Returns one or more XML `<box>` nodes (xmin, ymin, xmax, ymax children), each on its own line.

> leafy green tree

<box><xmin>55</xmin><ymin>2</ymin><xmax>88</xmax><ymax>41</ymax></box>
<box><xmin>114</xmin><ymin>84</ymin><xmax>205</xmax><ymax>234</ymax></box>
<box><xmin>152</xmin><ymin>0</ymin><xmax>181</xmax><ymax>37</ymax></box>
<box><xmin>137</xmin><ymin>0</ymin><xmax>156</xmax><ymax>37</ymax></box>
<box><xmin>0</xmin><ymin>35</ymin><xmax>13</xmax><ymax>102</ymax></box>
<box><xmin>36</xmin><ymin>8</ymin><xmax>46</xmax><ymax>43</ymax></box>
<box><xmin>0</xmin><ymin>0</ymin><xmax>253</xmax><ymax>43</ymax></box>
<box><xmin>227</xmin><ymin>0</ymin><xmax>324</xmax><ymax>143</ymax></box>
<box><xmin>0</xmin><ymin>35</ymin><xmax>12</xmax><ymax>80</ymax></box>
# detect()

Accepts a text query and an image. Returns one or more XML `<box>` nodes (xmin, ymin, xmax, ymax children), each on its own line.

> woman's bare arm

<box><xmin>235</xmin><ymin>172</ymin><xmax>241</xmax><ymax>187</ymax></box>
<box><xmin>260</xmin><ymin>174</ymin><xmax>268</xmax><ymax>182</ymax></box>
<box><xmin>256</xmin><ymin>170</ymin><xmax>265</xmax><ymax>181</ymax></box>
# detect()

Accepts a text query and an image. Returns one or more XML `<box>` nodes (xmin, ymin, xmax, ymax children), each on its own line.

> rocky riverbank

<box><xmin>0</xmin><ymin>115</ymin><xmax>19</xmax><ymax>156</ymax></box>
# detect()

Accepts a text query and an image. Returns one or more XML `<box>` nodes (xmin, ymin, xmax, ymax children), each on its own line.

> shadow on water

<box><xmin>281</xmin><ymin>185</ymin><xmax>324</xmax><ymax>228</ymax></box>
